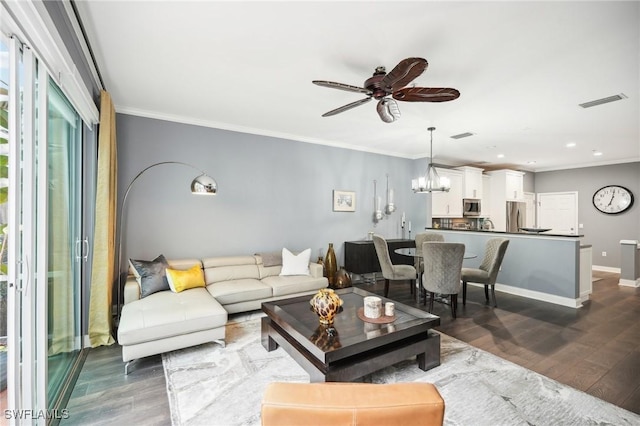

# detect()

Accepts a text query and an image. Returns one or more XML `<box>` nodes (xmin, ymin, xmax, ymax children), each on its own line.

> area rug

<box><xmin>163</xmin><ymin>312</ymin><xmax>639</xmax><ymax>426</ymax></box>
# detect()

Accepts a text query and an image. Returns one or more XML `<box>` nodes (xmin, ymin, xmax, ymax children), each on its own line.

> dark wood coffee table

<box><xmin>261</xmin><ymin>287</ymin><xmax>441</xmax><ymax>382</ymax></box>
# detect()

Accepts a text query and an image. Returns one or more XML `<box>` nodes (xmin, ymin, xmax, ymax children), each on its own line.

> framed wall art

<box><xmin>333</xmin><ymin>190</ymin><xmax>356</xmax><ymax>212</ymax></box>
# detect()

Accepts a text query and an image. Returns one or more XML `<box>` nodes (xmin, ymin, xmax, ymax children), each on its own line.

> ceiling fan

<box><xmin>312</xmin><ymin>57</ymin><xmax>460</xmax><ymax>123</ymax></box>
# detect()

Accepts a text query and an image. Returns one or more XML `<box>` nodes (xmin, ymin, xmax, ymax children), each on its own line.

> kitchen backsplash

<box><xmin>432</xmin><ymin>217</ymin><xmax>492</xmax><ymax>230</ymax></box>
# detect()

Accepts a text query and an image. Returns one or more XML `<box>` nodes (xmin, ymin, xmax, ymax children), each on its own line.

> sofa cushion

<box><xmin>203</xmin><ymin>256</ymin><xmax>260</xmax><ymax>284</ymax></box>
<box><xmin>206</xmin><ymin>278</ymin><xmax>272</xmax><ymax>305</ymax></box>
<box><xmin>261</xmin><ymin>275</ymin><xmax>329</xmax><ymax>297</ymax></box>
<box><xmin>129</xmin><ymin>254</ymin><xmax>170</xmax><ymax>298</ymax></box>
<box><xmin>167</xmin><ymin>258</ymin><xmax>202</xmax><ymax>270</ymax></box>
<box><xmin>166</xmin><ymin>265</ymin><xmax>206</xmax><ymax>292</ymax></box>
<box><xmin>280</xmin><ymin>248</ymin><xmax>311</xmax><ymax>276</ymax></box>
<box><xmin>259</xmin><ymin>264</ymin><xmax>282</xmax><ymax>279</ymax></box>
<box><xmin>118</xmin><ymin>288</ymin><xmax>227</xmax><ymax>346</ymax></box>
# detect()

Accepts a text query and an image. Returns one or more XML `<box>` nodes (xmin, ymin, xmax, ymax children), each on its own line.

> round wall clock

<box><xmin>592</xmin><ymin>185</ymin><xmax>634</xmax><ymax>214</ymax></box>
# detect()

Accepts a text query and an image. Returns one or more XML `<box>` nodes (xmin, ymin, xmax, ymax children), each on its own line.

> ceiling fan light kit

<box><xmin>412</xmin><ymin>127</ymin><xmax>451</xmax><ymax>193</ymax></box>
<box><xmin>313</xmin><ymin>57</ymin><xmax>460</xmax><ymax>123</ymax></box>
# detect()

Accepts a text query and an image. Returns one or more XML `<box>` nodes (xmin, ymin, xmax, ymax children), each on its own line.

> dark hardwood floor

<box><xmin>366</xmin><ymin>270</ymin><xmax>640</xmax><ymax>415</ymax></box>
<box><xmin>61</xmin><ymin>270</ymin><xmax>639</xmax><ymax>424</ymax></box>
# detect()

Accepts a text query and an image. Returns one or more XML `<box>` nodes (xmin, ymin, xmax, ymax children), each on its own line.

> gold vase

<box><xmin>325</xmin><ymin>243</ymin><xmax>337</xmax><ymax>286</ymax></box>
<box><xmin>309</xmin><ymin>288</ymin><xmax>343</xmax><ymax>325</ymax></box>
<box><xmin>334</xmin><ymin>267</ymin><xmax>352</xmax><ymax>289</ymax></box>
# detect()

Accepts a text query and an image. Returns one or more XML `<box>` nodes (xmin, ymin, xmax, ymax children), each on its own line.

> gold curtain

<box><xmin>88</xmin><ymin>91</ymin><xmax>117</xmax><ymax>347</ymax></box>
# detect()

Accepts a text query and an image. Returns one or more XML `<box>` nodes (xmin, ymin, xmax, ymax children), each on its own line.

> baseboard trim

<box><xmin>592</xmin><ymin>265</ymin><xmax>621</xmax><ymax>273</ymax></box>
<box><xmin>467</xmin><ymin>282</ymin><xmax>582</xmax><ymax>308</ymax></box>
<box><xmin>619</xmin><ymin>278</ymin><xmax>640</xmax><ymax>288</ymax></box>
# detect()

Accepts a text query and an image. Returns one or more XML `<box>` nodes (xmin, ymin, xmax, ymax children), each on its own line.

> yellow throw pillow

<box><xmin>166</xmin><ymin>265</ymin><xmax>205</xmax><ymax>293</ymax></box>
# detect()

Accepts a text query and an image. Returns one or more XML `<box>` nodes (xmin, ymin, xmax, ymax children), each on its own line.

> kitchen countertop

<box><xmin>426</xmin><ymin>228</ymin><xmax>584</xmax><ymax>238</ymax></box>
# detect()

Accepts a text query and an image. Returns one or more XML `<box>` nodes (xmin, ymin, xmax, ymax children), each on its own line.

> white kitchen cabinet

<box><xmin>488</xmin><ymin>169</ymin><xmax>525</xmax><ymax>201</ymax></box>
<box><xmin>455</xmin><ymin>166</ymin><xmax>484</xmax><ymax>199</ymax></box>
<box><xmin>506</xmin><ymin>171</ymin><xmax>524</xmax><ymax>200</ymax></box>
<box><xmin>431</xmin><ymin>168</ymin><xmax>463</xmax><ymax>217</ymax></box>
<box><xmin>481</xmin><ymin>174</ymin><xmax>491</xmax><ymax>217</ymax></box>
<box><xmin>486</xmin><ymin>169</ymin><xmax>526</xmax><ymax>231</ymax></box>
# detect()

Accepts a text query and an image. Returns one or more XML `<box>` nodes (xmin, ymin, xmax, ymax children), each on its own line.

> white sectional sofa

<box><xmin>118</xmin><ymin>254</ymin><xmax>328</xmax><ymax>374</ymax></box>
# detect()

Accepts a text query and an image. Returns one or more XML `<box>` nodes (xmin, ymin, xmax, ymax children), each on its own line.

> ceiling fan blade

<box><xmin>321</xmin><ymin>97</ymin><xmax>372</xmax><ymax>117</ymax></box>
<box><xmin>377</xmin><ymin>99</ymin><xmax>401</xmax><ymax>123</ymax></box>
<box><xmin>381</xmin><ymin>58</ymin><xmax>428</xmax><ymax>91</ymax></box>
<box><xmin>313</xmin><ymin>80</ymin><xmax>372</xmax><ymax>94</ymax></box>
<box><xmin>393</xmin><ymin>87</ymin><xmax>461</xmax><ymax>102</ymax></box>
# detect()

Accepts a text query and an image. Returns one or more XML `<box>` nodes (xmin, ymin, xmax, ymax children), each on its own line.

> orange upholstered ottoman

<box><xmin>261</xmin><ymin>382</ymin><xmax>445</xmax><ymax>426</ymax></box>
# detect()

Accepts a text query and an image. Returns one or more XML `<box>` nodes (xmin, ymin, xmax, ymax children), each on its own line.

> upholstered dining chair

<box><xmin>414</xmin><ymin>232</ymin><xmax>445</xmax><ymax>270</ymax></box>
<box><xmin>414</xmin><ymin>232</ymin><xmax>445</xmax><ymax>301</ymax></box>
<box><xmin>461</xmin><ymin>238</ymin><xmax>510</xmax><ymax>307</ymax></box>
<box><xmin>421</xmin><ymin>242</ymin><xmax>465</xmax><ymax>318</ymax></box>
<box><xmin>372</xmin><ymin>234</ymin><xmax>417</xmax><ymax>298</ymax></box>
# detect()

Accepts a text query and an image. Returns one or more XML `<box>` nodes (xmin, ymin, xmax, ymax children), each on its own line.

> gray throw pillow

<box><xmin>129</xmin><ymin>254</ymin><xmax>170</xmax><ymax>298</ymax></box>
<box><xmin>259</xmin><ymin>251</ymin><xmax>283</xmax><ymax>267</ymax></box>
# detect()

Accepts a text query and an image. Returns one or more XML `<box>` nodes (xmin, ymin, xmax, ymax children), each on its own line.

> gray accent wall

<box><xmin>117</xmin><ymin>114</ymin><xmax>428</xmax><ymax>267</ymax></box>
<box><xmin>117</xmin><ymin>114</ymin><xmax>638</xmax><ymax>274</ymax></box>
<box><xmin>534</xmin><ymin>162</ymin><xmax>640</xmax><ymax>268</ymax></box>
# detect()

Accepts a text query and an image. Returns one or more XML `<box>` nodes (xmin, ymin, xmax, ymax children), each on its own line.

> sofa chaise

<box><xmin>118</xmin><ymin>253</ymin><xmax>328</xmax><ymax>374</ymax></box>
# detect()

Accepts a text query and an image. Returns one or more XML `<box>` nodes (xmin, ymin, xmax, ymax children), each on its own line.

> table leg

<box><xmin>261</xmin><ymin>317</ymin><xmax>278</xmax><ymax>351</ymax></box>
<box><xmin>417</xmin><ymin>330</ymin><xmax>441</xmax><ymax>371</ymax></box>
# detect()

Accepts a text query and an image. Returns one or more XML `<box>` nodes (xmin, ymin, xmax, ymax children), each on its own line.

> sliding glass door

<box><xmin>0</xmin><ymin>34</ymin><xmax>13</xmax><ymax>418</ymax></box>
<box><xmin>1</xmin><ymin>27</ymin><xmax>87</xmax><ymax>421</ymax></box>
<box><xmin>46</xmin><ymin>80</ymin><xmax>83</xmax><ymax>411</ymax></box>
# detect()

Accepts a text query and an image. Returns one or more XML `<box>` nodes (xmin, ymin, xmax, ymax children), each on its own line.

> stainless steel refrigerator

<box><xmin>506</xmin><ymin>201</ymin><xmax>527</xmax><ymax>233</ymax></box>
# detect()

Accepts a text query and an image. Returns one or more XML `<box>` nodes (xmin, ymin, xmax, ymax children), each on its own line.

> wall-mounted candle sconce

<box><xmin>385</xmin><ymin>174</ymin><xmax>396</xmax><ymax>215</ymax></box>
<box><xmin>374</xmin><ymin>174</ymin><xmax>397</xmax><ymax>225</ymax></box>
<box><xmin>373</xmin><ymin>179</ymin><xmax>383</xmax><ymax>224</ymax></box>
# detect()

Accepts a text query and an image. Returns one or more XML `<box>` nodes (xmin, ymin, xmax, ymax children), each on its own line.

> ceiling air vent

<box><xmin>450</xmin><ymin>132</ymin><xmax>474</xmax><ymax>139</ymax></box>
<box><xmin>579</xmin><ymin>93</ymin><xmax>627</xmax><ymax>108</ymax></box>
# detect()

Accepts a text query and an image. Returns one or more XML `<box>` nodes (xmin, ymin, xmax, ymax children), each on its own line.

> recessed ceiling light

<box><xmin>527</xmin><ymin>161</ymin><xmax>537</xmax><ymax>165</ymax></box>
<box><xmin>566</xmin><ymin>142</ymin><xmax>576</xmax><ymax>148</ymax></box>
<box><xmin>497</xmin><ymin>154</ymin><xmax>505</xmax><ymax>158</ymax></box>
<box><xmin>592</xmin><ymin>150</ymin><xmax>603</xmax><ymax>156</ymax></box>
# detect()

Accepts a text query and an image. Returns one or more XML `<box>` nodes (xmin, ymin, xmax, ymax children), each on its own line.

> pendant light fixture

<box><xmin>411</xmin><ymin>126</ymin><xmax>450</xmax><ymax>193</ymax></box>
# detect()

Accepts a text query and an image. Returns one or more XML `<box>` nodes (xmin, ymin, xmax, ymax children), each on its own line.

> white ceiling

<box><xmin>75</xmin><ymin>1</ymin><xmax>640</xmax><ymax>172</ymax></box>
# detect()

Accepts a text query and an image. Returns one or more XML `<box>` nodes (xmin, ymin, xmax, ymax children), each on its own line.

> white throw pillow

<box><xmin>280</xmin><ymin>248</ymin><xmax>311</xmax><ymax>276</ymax></box>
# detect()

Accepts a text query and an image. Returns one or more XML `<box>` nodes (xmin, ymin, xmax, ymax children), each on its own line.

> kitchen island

<box><xmin>427</xmin><ymin>229</ymin><xmax>592</xmax><ymax>308</ymax></box>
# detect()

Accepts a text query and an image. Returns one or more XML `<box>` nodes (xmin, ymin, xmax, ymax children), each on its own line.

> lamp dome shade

<box><xmin>191</xmin><ymin>174</ymin><xmax>218</xmax><ymax>194</ymax></box>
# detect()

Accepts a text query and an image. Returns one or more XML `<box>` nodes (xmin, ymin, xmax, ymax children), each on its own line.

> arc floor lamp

<box><xmin>116</xmin><ymin>161</ymin><xmax>217</xmax><ymax>320</ymax></box>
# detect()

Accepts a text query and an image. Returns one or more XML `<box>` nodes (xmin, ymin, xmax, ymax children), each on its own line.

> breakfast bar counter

<box><xmin>426</xmin><ymin>229</ymin><xmax>591</xmax><ymax>308</ymax></box>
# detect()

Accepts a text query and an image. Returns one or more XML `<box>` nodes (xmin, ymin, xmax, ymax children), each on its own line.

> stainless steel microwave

<box><xmin>463</xmin><ymin>198</ymin><xmax>481</xmax><ymax>216</ymax></box>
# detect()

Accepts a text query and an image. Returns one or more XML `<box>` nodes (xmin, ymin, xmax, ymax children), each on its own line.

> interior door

<box><xmin>537</xmin><ymin>192</ymin><xmax>579</xmax><ymax>235</ymax></box>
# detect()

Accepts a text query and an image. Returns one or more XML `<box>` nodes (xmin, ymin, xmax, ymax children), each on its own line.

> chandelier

<box><xmin>411</xmin><ymin>127</ymin><xmax>450</xmax><ymax>193</ymax></box>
